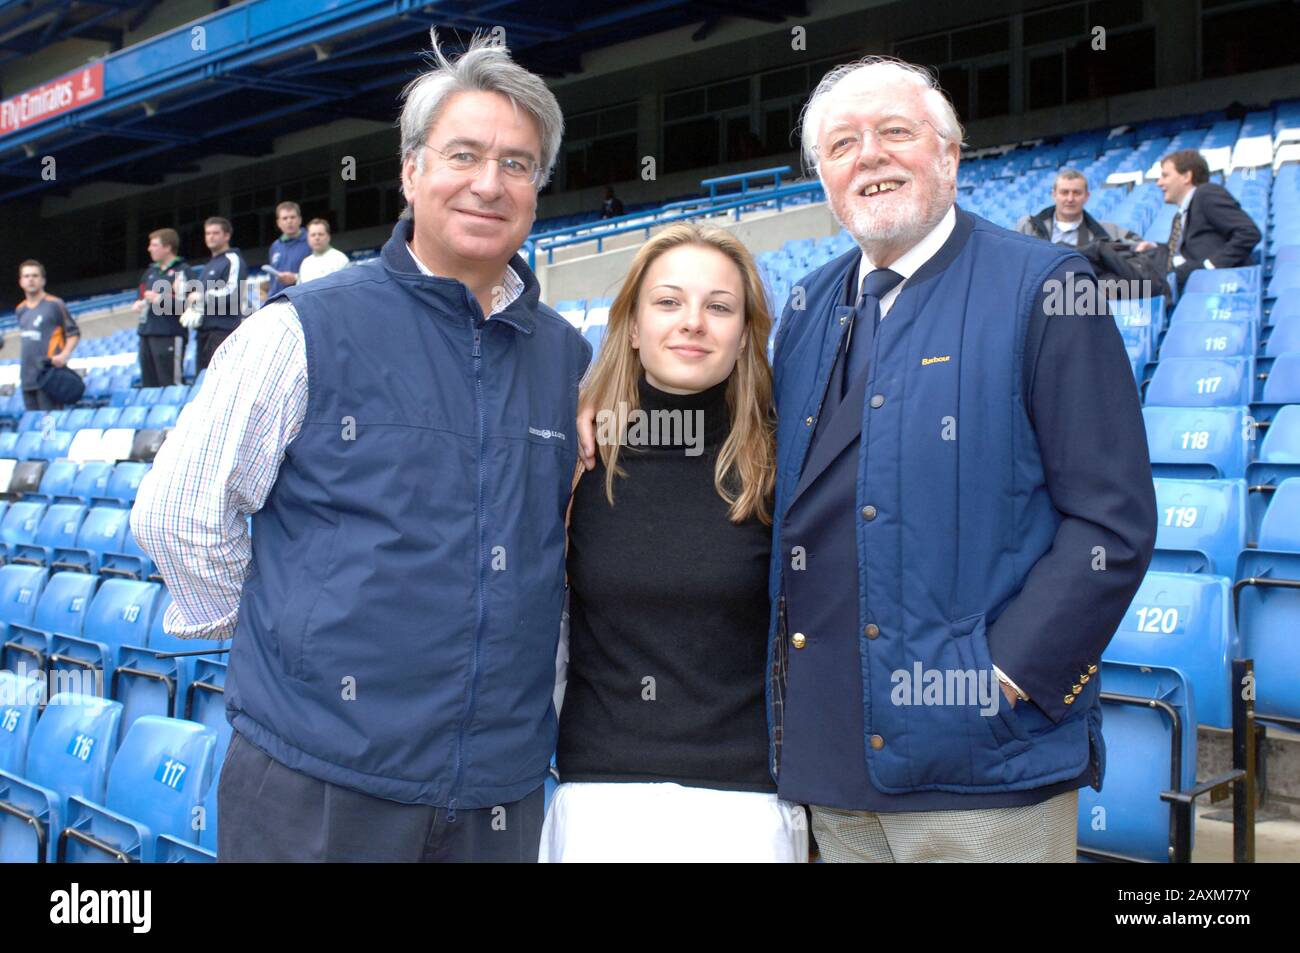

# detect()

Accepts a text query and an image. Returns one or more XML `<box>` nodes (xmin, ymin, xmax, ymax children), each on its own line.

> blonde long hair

<box><xmin>582</xmin><ymin>222</ymin><xmax>776</xmax><ymax>525</ymax></box>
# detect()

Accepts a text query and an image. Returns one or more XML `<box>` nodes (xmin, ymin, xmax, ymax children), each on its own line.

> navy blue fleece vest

<box><xmin>225</xmin><ymin>221</ymin><xmax>590</xmax><ymax>808</ymax></box>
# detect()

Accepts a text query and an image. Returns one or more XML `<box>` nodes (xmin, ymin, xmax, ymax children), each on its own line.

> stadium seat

<box><xmin>4</xmin><ymin>570</ymin><xmax>99</xmax><ymax>675</ymax></box>
<box><xmin>9</xmin><ymin>502</ymin><xmax>88</xmax><ymax>568</ymax></box>
<box><xmin>90</xmin><ymin>407</ymin><xmax>122</xmax><ymax>430</ymax></box>
<box><xmin>63</xmin><ymin>408</ymin><xmax>95</xmax><ymax>432</ymax></box>
<box><xmin>1077</xmin><ymin>661</ymin><xmax>1197</xmax><ymax>863</ymax></box>
<box><xmin>118</xmin><ymin>406</ymin><xmax>149</xmax><ymax>430</ymax></box>
<box><xmin>60</xmin><ymin>715</ymin><xmax>216</xmax><ymax>863</ymax></box>
<box><xmin>130</xmin><ymin>429</ymin><xmax>166</xmax><ymax>462</ymax></box>
<box><xmin>66</xmin><ymin>428</ymin><xmax>106</xmax><ymax>463</ymax></box>
<box><xmin>13</xmin><ymin>431</ymin><xmax>43</xmax><ymax>461</ymax></box>
<box><xmin>1159</xmin><ymin>320</ymin><xmax>1254</xmax><ymax>360</ymax></box>
<box><xmin>0</xmin><ymin>669</ymin><xmax>45</xmax><ymax>775</ymax></box>
<box><xmin>1144</xmin><ymin>358</ymin><xmax>1252</xmax><ymax>407</ymax></box>
<box><xmin>1234</xmin><ymin>478</ymin><xmax>1300</xmax><ymax>726</ymax></box>
<box><xmin>1184</xmin><ymin>265</ymin><xmax>1262</xmax><ymax>298</ymax></box>
<box><xmin>97</xmin><ymin>428</ymin><xmax>137</xmax><ymax>463</ymax></box>
<box><xmin>52</xmin><ymin>505</ymin><xmax>131</xmax><ymax>574</ymax></box>
<box><xmin>0</xmin><ymin>500</ymin><xmax>47</xmax><ymax>563</ymax></box>
<box><xmin>0</xmin><ymin>563</ymin><xmax>47</xmax><ymax>671</ymax></box>
<box><xmin>155</xmin><ymin>779</ymin><xmax>217</xmax><ymax>863</ymax></box>
<box><xmin>115</xmin><ymin>590</ymin><xmax>225</xmax><ymax>734</ymax></box>
<box><xmin>1170</xmin><ymin>292</ymin><xmax>1259</xmax><ymax>325</ymax></box>
<box><xmin>0</xmin><ymin>694</ymin><xmax>122</xmax><ymax>862</ymax></box>
<box><xmin>1258</xmin><ymin>351</ymin><xmax>1300</xmax><ymax>405</ymax></box>
<box><xmin>1264</xmin><ymin>314</ymin><xmax>1300</xmax><ymax>357</ymax></box>
<box><xmin>1142</xmin><ymin>406</ymin><xmax>1251</xmax><ymax>479</ymax></box>
<box><xmin>160</xmin><ymin>385</ymin><xmax>190</xmax><ymax>406</ymax></box>
<box><xmin>47</xmin><ymin>579</ymin><xmax>162</xmax><ymax>702</ymax></box>
<box><xmin>100</xmin><ymin>522</ymin><xmax>158</xmax><ymax>582</ymax></box>
<box><xmin>145</xmin><ymin>404</ymin><xmax>179</xmax><ymax>429</ymax></box>
<box><xmin>1150</xmin><ymin>478</ymin><xmax>1246</xmax><ymax>576</ymax></box>
<box><xmin>7</xmin><ymin>460</ymin><xmax>46</xmax><ymax>497</ymax></box>
<box><xmin>68</xmin><ymin>460</ymin><xmax>114</xmax><ymax>503</ymax></box>
<box><xmin>36</xmin><ymin>429</ymin><xmax>74</xmax><ymax>461</ymax></box>
<box><xmin>96</xmin><ymin>461</ymin><xmax>149</xmax><ymax>507</ymax></box>
<box><xmin>32</xmin><ymin>459</ymin><xmax>80</xmax><ymax>502</ymax></box>
<box><xmin>0</xmin><ymin>432</ymin><xmax>17</xmax><ymax>457</ymax></box>
<box><xmin>1104</xmin><ymin>570</ymin><xmax>1237</xmax><ymax>729</ymax></box>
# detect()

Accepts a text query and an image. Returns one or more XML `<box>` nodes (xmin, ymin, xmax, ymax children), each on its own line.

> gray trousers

<box><xmin>217</xmin><ymin>730</ymin><xmax>545</xmax><ymax>862</ymax></box>
<box><xmin>811</xmin><ymin>789</ymin><xmax>1079</xmax><ymax>863</ymax></box>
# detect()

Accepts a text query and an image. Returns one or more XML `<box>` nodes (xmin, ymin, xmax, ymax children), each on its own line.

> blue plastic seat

<box><xmin>0</xmin><ymin>431</ymin><xmax>17</xmax><ymax>457</ymax></box>
<box><xmin>1259</xmin><ymin>351</ymin><xmax>1300</xmax><ymax>405</ymax></box>
<box><xmin>1076</xmin><ymin>661</ymin><xmax>1197</xmax><ymax>863</ymax></box>
<box><xmin>37</xmin><ymin>429</ymin><xmax>74</xmax><ymax>461</ymax></box>
<box><xmin>1169</xmin><ymin>292</ymin><xmax>1259</xmax><ymax>325</ymax></box>
<box><xmin>1159</xmin><ymin>321</ymin><xmax>1254</xmax><ymax>360</ymax></box>
<box><xmin>16</xmin><ymin>411</ymin><xmax>44</xmax><ymax>433</ymax></box>
<box><xmin>52</xmin><ymin>505</ymin><xmax>131</xmax><ymax>574</ymax></box>
<box><xmin>145</xmin><ymin>404</ymin><xmax>179</xmax><ymax>429</ymax></box>
<box><xmin>117</xmin><ymin>406</ymin><xmax>149</xmax><ymax>430</ymax></box>
<box><xmin>97</xmin><ymin>461</ymin><xmax>150</xmax><ymax>507</ymax></box>
<box><xmin>63</xmin><ymin>408</ymin><xmax>96</xmax><ymax>432</ymax></box>
<box><xmin>1105</xmin><ymin>571</ymin><xmax>1237</xmax><ymax>729</ymax></box>
<box><xmin>9</xmin><ymin>502</ymin><xmax>88</xmax><ymax>568</ymax></box>
<box><xmin>33</xmin><ymin>459</ymin><xmax>80</xmax><ymax>502</ymax></box>
<box><xmin>115</xmin><ymin>590</ymin><xmax>227</xmax><ymax>735</ymax></box>
<box><xmin>0</xmin><ymin>500</ymin><xmax>48</xmax><ymax>562</ymax></box>
<box><xmin>0</xmin><ymin>563</ymin><xmax>47</xmax><ymax>671</ymax></box>
<box><xmin>161</xmin><ymin>385</ymin><xmax>190</xmax><ymax>406</ymax></box>
<box><xmin>0</xmin><ymin>694</ymin><xmax>122</xmax><ymax>862</ymax></box>
<box><xmin>0</xmin><ymin>670</ymin><xmax>45</xmax><ymax>775</ymax></box>
<box><xmin>14</xmin><ymin>431</ymin><xmax>43</xmax><ymax>460</ymax></box>
<box><xmin>132</xmin><ymin>387</ymin><xmax>165</xmax><ymax>408</ymax></box>
<box><xmin>1183</xmin><ymin>265</ymin><xmax>1261</xmax><ymax>298</ymax></box>
<box><xmin>4</xmin><ymin>570</ymin><xmax>98</xmax><ymax>674</ymax></box>
<box><xmin>1145</xmin><ymin>358</ymin><xmax>1252</xmax><ymax>407</ymax></box>
<box><xmin>1265</xmin><ymin>314</ymin><xmax>1300</xmax><ymax>357</ymax></box>
<box><xmin>156</xmin><ymin>780</ymin><xmax>217</xmax><ymax>862</ymax></box>
<box><xmin>70</xmin><ymin>460</ymin><xmax>114</xmax><ymax>502</ymax></box>
<box><xmin>60</xmin><ymin>715</ymin><xmax>216</xmax><ymax>863</ymax></box>
<box><xmin>47</xmin><ymin>579</ymin><xmax>162</xmax><ymax>702</ymax></box>
<box><xmin>100</xmin><ymin>522</ymin><xmax>159</xmax><ymax>582</ymax></box>
<box><xmin>1150</xmin><ymin>478</ymin><xmax>1246</xmax><ymax>576</ymax></box>
<box><xmin>1234</xmin><ymin>479</ymin><xmax>1300</xmax><ymax>726</ymax></box>
<box><xmin>90</xmin><ymin>407</ymin><xmax>121</xmax><ymax>429</ymax></box>
<box><xmin>1142</xmin><ymin>406</ymin><xmax>1251</xmax><ymax>479</ymax></box>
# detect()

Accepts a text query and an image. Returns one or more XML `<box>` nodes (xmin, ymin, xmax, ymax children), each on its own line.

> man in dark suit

<box><xmin>1136</xmin><ymin>149</ymin><xmax>1260</xmax><ymax>289</ymax></box>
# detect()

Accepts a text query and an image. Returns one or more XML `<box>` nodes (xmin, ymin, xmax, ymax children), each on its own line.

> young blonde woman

<box><xmin>540</xmin><ymin>223</ymin><xmax>807</xmax><ymax>862</ymax></box>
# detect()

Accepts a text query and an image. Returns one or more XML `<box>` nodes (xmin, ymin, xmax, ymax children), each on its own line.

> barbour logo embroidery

<box><xmin>921</xmin><ymin>355</ymin><xmax>951</xmax><ymax>366</ymax></box>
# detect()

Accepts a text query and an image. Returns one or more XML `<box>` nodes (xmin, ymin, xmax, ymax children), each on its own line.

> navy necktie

<box><xmin>842</xmin><ymin>267</ymin><xmax>903</xmax><ymax>397</ymax></box>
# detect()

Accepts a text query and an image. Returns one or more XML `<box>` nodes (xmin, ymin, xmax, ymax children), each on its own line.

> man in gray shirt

<box><xmin>1017</xmin><ymin>169</ymin><xmax>1142</xmax><ymax>247</ymax></box>
<box><xmin>15</xmin><ymin>259</ymin><xmax>80</xmax><ymax>410</ymax></box>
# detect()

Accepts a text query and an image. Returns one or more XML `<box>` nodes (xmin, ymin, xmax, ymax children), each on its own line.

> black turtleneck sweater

<box><xmin>556</xmin><ymin>375</ymin><xmax>776</xmax><ymax>793</ymax></box>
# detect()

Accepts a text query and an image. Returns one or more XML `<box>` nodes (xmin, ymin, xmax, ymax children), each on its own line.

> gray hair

<box><xmin>1054</xmin><ymin>167</ymin><xmax>1089</xmax><ymax>190</ymax></box>
<box><xmin>799</xmin><ymin>56</ymin><xmax>965</xmax><ymax>171</ymax></box>
<box><xmin>399</xmin><ymin>30</ymin><xmax>563</xmax><ymax>190</ymax></box>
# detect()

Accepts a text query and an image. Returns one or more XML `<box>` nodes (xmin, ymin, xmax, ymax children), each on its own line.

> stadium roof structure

<box><xmin>0</xmin><ymin>0</ymin><xmax>808</xmax><ymax>203</ymax></box>
<box><xmin>0</xmin><ymin>0</ymin><xmax>163</xmax><ymax>66</ymax></box>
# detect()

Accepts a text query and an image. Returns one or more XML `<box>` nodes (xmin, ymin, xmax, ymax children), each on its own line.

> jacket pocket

<box><xmin>275</xmin><ymin>522</ymin><xmax>341</xmax><ymax>681</ymax></box>
<box><xmin>958</xmin><ymin>612</ymin><xmax>1032</xmax><ymax>751</ymax></box>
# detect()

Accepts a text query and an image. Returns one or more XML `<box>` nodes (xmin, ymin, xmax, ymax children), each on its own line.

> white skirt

<box><xmin>539</xmin><ymin>780</ymin><xmax>809</xmax><ymax>863</ymax></box>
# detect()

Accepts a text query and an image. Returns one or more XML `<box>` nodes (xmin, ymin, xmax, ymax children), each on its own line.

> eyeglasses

<box><xmin>426</xmin><ymin>144</ymin><xmax>541</xmax><ymax>185</ymax></box>
<box><xmin>815</xmin><ymin>118</ymin><xmax>939</xmax><ymax>163</ymax></box>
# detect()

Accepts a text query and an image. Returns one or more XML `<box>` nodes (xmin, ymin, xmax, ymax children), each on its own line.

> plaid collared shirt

<box><xmin>130</xmin><ymin>249</ymin><xmax>524</xmax><ymax>639</ymax></box>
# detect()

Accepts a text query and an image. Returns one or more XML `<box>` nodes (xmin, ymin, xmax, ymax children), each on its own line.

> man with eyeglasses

<box><xmin>132</xmin><ymin>31</ymin><xmax>590</xmax><ymax>862</ymax></box>
<box><xmin>762</xmin><ymin>57</ymin><xmax>1155</xmax><ymax>861</ymax></box>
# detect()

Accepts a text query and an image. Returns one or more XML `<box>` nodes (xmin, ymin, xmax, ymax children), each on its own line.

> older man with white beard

<box><xmin>764</xmin><ymin>57</ymin><xmax>1156</xmax><ymax>862</ymax></box>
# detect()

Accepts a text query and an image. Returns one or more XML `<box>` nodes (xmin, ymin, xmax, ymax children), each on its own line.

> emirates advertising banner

<box><xmin>1</xmin><ymin>62</ymin><xmax>105</xmax><ymax>138</ymax></box>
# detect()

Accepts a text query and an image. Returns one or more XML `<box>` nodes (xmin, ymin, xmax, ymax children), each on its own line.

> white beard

<box><xmin>831</xmin><ymin>157</ymin><xmax>956</xmax><ymax>253</ymax></box>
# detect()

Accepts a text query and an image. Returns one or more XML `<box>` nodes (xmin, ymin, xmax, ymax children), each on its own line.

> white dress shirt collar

<box><xmin>856</xmin><ymin>204</ymin><xmax>956</xmax><ymax>316</ymax></box>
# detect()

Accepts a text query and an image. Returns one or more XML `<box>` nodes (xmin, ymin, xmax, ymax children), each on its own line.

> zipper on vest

<box><xmin>449</xmin><ymin>323</ymin><xmax>486</xmax><ymax>816</ymax></box>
